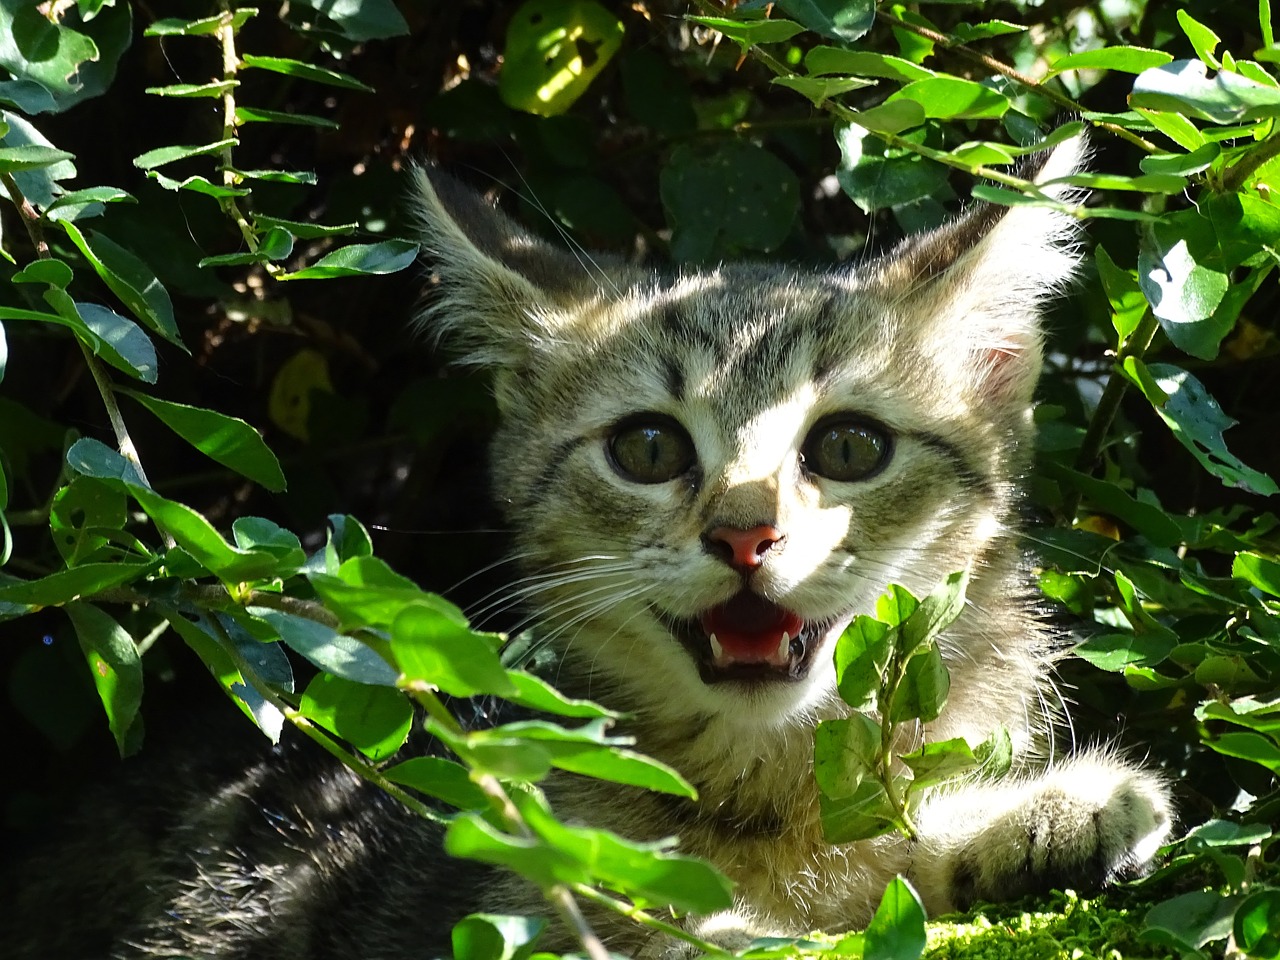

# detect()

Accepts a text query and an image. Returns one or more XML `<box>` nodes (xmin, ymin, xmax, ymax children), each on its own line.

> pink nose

<box><xmin>704</xmin><ymin>525</ymin><xmax>784</xmax><ymax>571</ymax></box>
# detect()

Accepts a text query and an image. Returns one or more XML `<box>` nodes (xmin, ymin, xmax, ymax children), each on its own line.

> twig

<box><xmin>572</xmin><ymin>883</ymin><xmax>735</xmax><ymax>958</ymax></box>
<box><xmin>214</xmin><ymin>2</ymin><xmax>269</xmax><ymax>266</ymax></box>
<box><xmin>874</xmin><ymin>10</ymin><xmax>1159</xmax><ymax>154</ymax></box>
<box><xmin>688</xmin><ymin>0</ymin><xmax>1037</xmax><ymax>192</ymax></box>
<box><xmin>0</xmin><ymin>171</ymin><xmax>50</xmax><ymax>258</ymax></box>
<box><xmin>407</xmin><ymin>687</ymin><xmax>612</xmax><ymax>960</ymax></box>
<box><xmin>1065</xmin><ymin>308</ymin><xmax>1161</xmax><ymax>518</ymax></box>
<box><xmin>1222</xmin><ymin>130</ymin><xmax>1280</xmax><ymax>192</ymax></box>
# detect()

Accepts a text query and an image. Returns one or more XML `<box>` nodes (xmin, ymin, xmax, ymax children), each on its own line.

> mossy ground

<box><xmin>923</xmin><ymin>891</ymin><xmax>1167</xmax><ymax>960</ymax></box>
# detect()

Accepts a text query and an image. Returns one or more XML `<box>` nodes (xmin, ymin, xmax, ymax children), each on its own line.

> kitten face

<box><xmin>414</xmin><ymin>141</ymin><xmax>1083</xmax><ymax>729</ymax></box>
<box><xmin>481</xmin><ymin>266</ymin><xmax>1022</xmax><ymax>726</ymax></box>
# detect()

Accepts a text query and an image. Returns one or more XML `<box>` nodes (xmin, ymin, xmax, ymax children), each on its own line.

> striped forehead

<box><xmin>646</xmin><ymin>269</ymin><xmax>859</xmax><ymax>408</ymax></box>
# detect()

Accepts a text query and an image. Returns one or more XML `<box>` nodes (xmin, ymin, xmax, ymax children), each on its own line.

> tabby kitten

<box><xmin>2</xmin><ymin>138</ymin><xmax>1171</xmax><ymax>958</ymax></box>
<box><xmin>413</xmin><ymin>134</ymin><xmax>1172</xmax><ymax>951</ymax></box>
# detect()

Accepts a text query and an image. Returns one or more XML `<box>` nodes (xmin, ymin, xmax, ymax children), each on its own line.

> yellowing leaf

<box><xmin>499</xmin><ymin>0</ymin><xmax>624</xmax><ymax>117</ymax></box>
<box><xmin>269</xmin><ymin>348</ymin><xmax>333</xmax><ymax>441</ymax></box>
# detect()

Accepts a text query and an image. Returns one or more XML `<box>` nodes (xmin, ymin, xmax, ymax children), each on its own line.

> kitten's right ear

<box><xmin>410</xmin><ymin>165</ymin><xmax>583</xmax><ymax>367</ymax></box>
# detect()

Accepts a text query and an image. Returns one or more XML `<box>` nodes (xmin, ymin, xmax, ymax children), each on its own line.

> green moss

<box><xmin>922</xmin><ymin>891</ymin><xmax>1168</xmax><ymax>960</ymax></box>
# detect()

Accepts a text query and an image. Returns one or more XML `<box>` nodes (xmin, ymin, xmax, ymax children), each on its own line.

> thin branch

<box><xmin>214</xmin><ymin>2</ymin><xmax>269</xmax><ymax>265</ymax></box>
<box><xmin>1222</xmin><ymin>131</ymin><xmax>1280</xmax><ymax>193</ymax></box>
<box><xmin>572</xmin><ymin>884</ymin><xmax>735</xmax><ymax>958</ymax></box>
<box><xmin>1</xmin><ymin>171</ymin><xmax>50</xmax><ymax>258</ymax></box>
<box><xmin>1065</xmin><ymin>308</ymin><xmax>1161</xmax><ymax>519</ymax></box>
<box><xmin>409</xmin><ymin>687</ymin><xmax>611</xmax><ymax>960</ymax></box>
<box><xmin>874</xmin><ymin>10</ymin><xmax>1159</xmax><ymax>154</ymax></box>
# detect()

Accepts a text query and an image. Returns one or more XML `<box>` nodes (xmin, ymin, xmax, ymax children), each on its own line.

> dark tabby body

<box><xmin>3</xmin><ymin>137</ymin><xmax>1172</xmax><ymax>957</ymax></box>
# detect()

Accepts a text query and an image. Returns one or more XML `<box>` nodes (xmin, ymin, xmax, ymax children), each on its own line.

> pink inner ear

<box><xmin>975</xmin><ymin>341</ymin><xmax>1037</xmax><ymax>401</ymax></box>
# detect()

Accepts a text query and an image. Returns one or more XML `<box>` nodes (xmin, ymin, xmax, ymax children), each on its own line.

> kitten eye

<box><xmin>802</xmin><ymin>417</ymin><xmax>891</xmax><ymax>481</ymax></box>
<box><xmin>607</xmin><ymin>416</ymin><xmax>695</xmax><ymax>483</ymax></box>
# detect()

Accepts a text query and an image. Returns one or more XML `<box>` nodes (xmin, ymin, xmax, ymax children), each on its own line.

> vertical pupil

<box><xmin>645</xmin><ymin>429</ymin><xmax>661</xmax><ymax>466</ymax></box>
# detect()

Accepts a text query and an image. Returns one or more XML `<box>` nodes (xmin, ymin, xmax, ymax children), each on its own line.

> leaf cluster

<box><xmin>3</xmin><ymin>1</ymin><xmax>1280</xmax><ymax>959</ymax></box>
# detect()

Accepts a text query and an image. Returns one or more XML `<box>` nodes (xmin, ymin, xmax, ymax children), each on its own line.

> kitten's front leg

<box><xmin>907</xmin><ymin>752</ymin><xmax>1173</xmax><ymax>914</ymax></box>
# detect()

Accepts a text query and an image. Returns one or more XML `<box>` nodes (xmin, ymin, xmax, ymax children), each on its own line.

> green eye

<box><xmin>802</xmin><ymin>417</ymin><xmax>891</xmax><ymax>481</ymax></box>
<box><xmin>607</xmin><ymin>416</ymin><xmax>695</xmax><ymax>483</ymax></box>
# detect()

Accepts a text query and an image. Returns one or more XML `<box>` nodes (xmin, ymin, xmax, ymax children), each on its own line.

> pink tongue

<box><xmin>700</xmin><ymin>592</ymin><xmax>805</xmax><ymax>664</ymax></box>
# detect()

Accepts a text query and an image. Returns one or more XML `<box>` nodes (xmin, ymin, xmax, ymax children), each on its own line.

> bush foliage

<box><xmin>2</xmin><ymin>0</ymin><xmax>1280</xmax><ymax>957</ymax></box>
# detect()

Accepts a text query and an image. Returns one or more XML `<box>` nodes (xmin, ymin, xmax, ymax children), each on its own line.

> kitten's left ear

<box><xmin>872</xmin><ymin>134</ymin><xmax>1087</xmax><ymax>404</ymax></box>
<box><xmin>411</xmin><ymin>165</ymin><xmax>613</xmax><ymax>367</ymax></box>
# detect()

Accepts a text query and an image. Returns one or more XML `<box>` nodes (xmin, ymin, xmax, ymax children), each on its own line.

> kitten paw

<box><xmin>913</xmin><ymin>754</ymin><xmax>1173</xmax><ymax>912</ymax></box>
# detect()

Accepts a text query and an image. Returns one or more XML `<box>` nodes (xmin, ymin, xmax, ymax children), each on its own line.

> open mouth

<box><xmin>662</xmin><ymin>590</ymin><xmax>834</xmax><ymax>684</ymax></box>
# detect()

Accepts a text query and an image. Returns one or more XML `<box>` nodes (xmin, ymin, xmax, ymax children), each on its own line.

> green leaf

<box><xmin>805</xmin><ymin>48</ymin><xmax>935</xmax><ymax>82</ymax></box>
<box><xmin>819</xmin><ymin>778</ymin><xmax>896</xmax><ymax>843</ymax></box>
<box><xmin>240</xmin><ymin>54</ymin><xmax>373</xmax><ymax>91</ymax></box>
<box><xmin>864</xmin><ymin>876</ymin><xmax>927</xmax><ymax>960</ymax></box>
<box><xmin>813</xmin><ymin>714</ymin><xmax>881</xmax><ymax>797</ymax></box>
<box><xmin>524</xmin><ymin>794</ymin><xmax>735</xmax><ymax>914</ymax></box>
<box><xmin>498</xmin><ymin>0</ymin><xmax>625</xmax><ymax>117</ymax></box>
<box><xmin>325</xmin><ymin>514</ymin><xmax>374</xmax><ymax>572</ymax></box>
<box><xmin>132</xmin><ymin>139</ymin><xmax>237</xmax><ymax>170</ymax></box>
<box><xmin>1138</xmin><ymin>220</ymin><xmax>1230</xmax><ymax>359</ymax></box>
<box><xmin>1045</xmin><ymin>46</ymin><xmax>1173</xmax><ymax>77</ymax></box>
<box><xmin>851</xmin><ymin>100</ymin><xmax>928</xmax><ymax>135</ymax></box>
<box><xmin>252</xmin><ymin>214</ymin><xmax>357</xmax><ymax>238</ymax></box>
<box><xmin>1143</xmin><ymin>891</ymin><xmax>1239</xmax><ymax>951</ymax></box>
<box><xmin>50</xmin><ymin>477</ymin><xmax>127</xmax><ymax>565</ymax></box>
<box><xmin>117</xmin><ymin>390</ymin><xmax>286</xmax><ymax>491</ymax></box>
<box><xmin>837</xmin><ymin>127</ymin><xmax>947</xmax><ymax>213</ymax></box>
<box><xmin>291</xmin><ymin>0</ymin><xmax>409</xmax><ymax>41</ymax></box>
<box><xmin>249</xmin><ymin>607</ymin><xmax>398</xmax><ymax>686</ymax></box>
<box><xmin>1123</xmin><ymin>361</ymin><xmax>1278</xmax><ymax>496</ymax></box>
<box><xmin>452</xmin><ymin>915</ymin><xmax>544</xmax><ymax>960</ymax></box>
<box><xmin>0</xmin><ymin>3</ymin><xmax>131</xmax><ymax>111</ymax></box>
<box><xmin>1075</xmin><ymin>632</ymin><xmax>1177</xmax><ymax>671</ymax></box>
<box><xmin>384</xmin><ymin>756</ymin><xmax>488</xmax><ymax>810</ymax></box>
<box><xmin>164</xmin><ymin>611</ymin><xmax>280</xmax><ymax>740</ymax></box>
<box><xmin>276</xmin><ymin>240</ymin><xmax>419</xmax><ymax>280</ymax></box>
<box><xmin>1177</xmin><ymin>9</ymin><xmax>1222</xmax><ymax>69</ymax></box>
<box><xmin>145</xmin><ymin>10</ymin><xmax>257</xmax><ymax>36</ymax></box>
<box><xmin>1233</xmin><ymin>551</ymin><xmax>1280</xmax><ymax>596</ymax></box>
<box><xmin>1135</xmin><ymin>108</ymin><xmax>1207</xmax><ymax>150</ymax></box>
<box><xmin>661</xmin><ymin>140</ymin><xmax>800</xmax><ymax>260</ymax></box>
<box><xmin>899</xmin><ymin>570</ymin><xmax>968</xmax><ymax>656</ymax></box>
<box><xmin>1132</xmin><ymin>60</ymin><xmax>1280</xmax><ymax>124</ymax></box>
<box><xmin>0</xmin><ymin>144</ymin><xmax>75</xmax><ymax>172</ymax></box>
<box><xmin>0</xmin><ymin>302</ymin><xmax>158</xmax><ymax>384</ymax></box>
<box><xmin>834</xmin><ymin>615</ymin><xmax>892</xmax><ymax>709</ymax></box>
<box><xmin>1206</xmin><ymin>730</ymin><xmax>1280</xmax><ymax>773</ymax></box>
<box><xmin>1094</xmin><ymin>244</ymin><xmax>1147</xmax><ymax>342</ymax></box>
<box><xmin>889</xmin><ymin>77</ymin><xmax>1009</xmax><ymax>119</ymax></box>
<box><xmin>58</xmin><ymin>222</ymin><xmax>185</xmax><ymax>350</ymax></box>
<box><xmin>146</xmin><ymin>172</ymin><xmax>250</xmax><ymax>199</ymax></box>
<box><xmin>234</xmin><ymin>105</ymin><xmax>338</xmax><ymax>129</ymax></box>
<box><xmin>687</xmin><ymin>16</ymin><xmax>805</xmax><ymax>49</ymax></box>
<box><xmin>548</xmin><ymin>745</ymin><xmax>697</xmax><ymax>798</ymax></box>
<box><xmin>1234</xmin><ymin>890</ymin><xmax>1280</xmax><ymax>959</ymax></box>
<box><xmin>503</xmin><ymin>670</ymin><xmax>619</xmax><ymax>719</ymax></box>
<box><xmin>891</xmin><ymin>644</ymin><xmax>950</xmax><ymax>723</ymax></box>
<box><xmin>1138</xmin><ymin>142</ymin><xmax>1221</xmax><ymax>176</ymax></box>
<box><xmin>232</xmin><ymin>518</ymin><xmax>304</xmax><ymax>565</ymax></box>
<box><xmin>65</xmin><ymin>436</ymin><xmax>146</xmax><ymax>487</ymax></box>
<box><xmin>951</xmin><ymin>20</ymin><xmax>1027</xmax><ymax>42</ymax></box>
<box><xmin>772</xmin><ymin>75</ymin><xmax>876</xmax><ymax>106</ymax></box>
<box><xmin>776</xmin><ymin>0</ymin><xmax>874</xmax><ymax>43</ymax></box>
<box><xmin>299</xmin><ymin>672</ymin><xmax>412</xmax><ymax>760</ymax></box>
<box><xmin>145</xmin><ymin>81</ymin><xmax>237</xmax><ymax>99</ymax></box>
<box><xmin>65</xmin><ymin>601</ymin><xmax>143</xmax><ymax>755</ymax></box>
<box><xmin>972</xmin><ymin>726</ymin><xmax>1013</xmax><ymax>778</ymax></box>
<box><xmin>0</xmin><ymin>560</ymin><xmax>151</xmax><ymax>609</ymax></box>
<box><xmin>392</xmin><ymin>604</ymin><xmax>516</xmax><ymax>698</ymax></box>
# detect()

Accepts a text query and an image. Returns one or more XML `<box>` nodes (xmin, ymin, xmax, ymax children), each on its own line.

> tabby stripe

<box><xmin>524</xmin><ymin>435</ymin><xmax>590</xmax><ymax>508</ymax></box>
<box><xmin>908</xmin><ymin>430</ymin><xmax>994</xmax><ymax>501</ymax></box>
